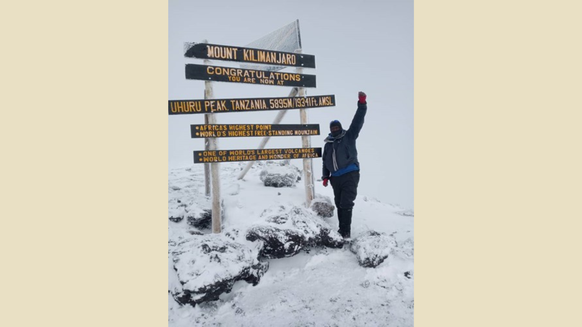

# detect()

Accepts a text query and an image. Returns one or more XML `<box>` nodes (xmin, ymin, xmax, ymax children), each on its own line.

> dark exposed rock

<box><xmin>187</xmin><ymin>209</ymin><xmax>212</xmax><ymax>229</ymax></box>
<box><xmin>318</xmin><ymin>227</ymin><xmax>345</xmax><ymax>248</ymax></box>
<box><xmin>310</xmin><ymin>195</ymin><xmax>335</xmax><ymax>218</ymax></box>
<box><xmin>245</xmin><ymin>205</ymin><xmax>343</xmax><ymax>258</ymax></box>
<box><xmin>247</xmin><ymin>226</ymin><xmax>306</xmax><ymax>258</ymax></box>
<box><xmin>169</xmin><ymin>196</ymin><xmax>210</xmax><ymax>225</ymax></box>
<box><xmin>259</xmin><ymin>162</ymin><xmax>301</xmax><ymax>188</ymax></box>
<box><xmin>349</xmin><ymin>230</ymin><xmax>397</xmax><ymax>268</ymax></box>
<box><xmin>169</xmin><ymin>234</ymin><xmax>268</xmax><ymax>307</ymax></box>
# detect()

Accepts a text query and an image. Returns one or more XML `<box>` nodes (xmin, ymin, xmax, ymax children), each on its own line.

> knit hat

<box><xmin>330</xmin><ymin>120</ymin><xmax>342</xmax><ymax>131</ymax></box>
<box><xmin>330</xmin><ymin>120</ymin><xmax>342</xmax><ymax>137</ymax></box>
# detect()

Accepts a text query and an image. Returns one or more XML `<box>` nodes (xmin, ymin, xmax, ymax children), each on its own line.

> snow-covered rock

<box><xmin>168</xmin><ymin>183</ymin><xmax>212</xmax><ymax>226</ymax></box>
<box><xmin>259</xmin><ymin>161</ymin><xmax>301</xmax><ymax>188</ymax></box>
<box><xmin>310</xmin><ymin>195</ymin><xmax>335</xmax><ymax>218</ymax></box>
<box><xmin>394</xmin><ymin>234</ymin><xmax>414</xmax><ymax>259</ymax></box>
<box><xmin>396</xmin><ymin>210</ymin><xmax>414</xmax><ymax>217</ymax></box>
<box><xmin>169</xmin><ymin>206</ymin><xmax>186</xmax><ymax>223</ymax></box>
<box><xmin>168</xmin><ymin>197</ymin><xmax>188</xmax><ymax>223</ymax></box>
<box><xmin>169</xmin><ymin>234</ymin><xmax>268</xmax><ymax>307</ymax></box>
<box><xmin>349</xmin><ymin>230</ymin><xmax>397</xmax><ymax>268</ymax></box>
<box><xmin>186</xmin><ymin>208</ymin><xmax>212</xmax><ymax>230</ymax></box>
<box><xmin>246</xmin><ymin>205</ymin><xmax>344</xmax><ymax>258</ymax></box>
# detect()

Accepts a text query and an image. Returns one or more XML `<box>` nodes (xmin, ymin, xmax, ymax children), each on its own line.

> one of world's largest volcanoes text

<box><xmin>194</xmin><ymin>148</ymin><xmax>322</xmax><ymax>163</ymax></box>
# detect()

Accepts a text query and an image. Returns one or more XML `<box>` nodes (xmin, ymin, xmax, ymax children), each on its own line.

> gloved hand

<box><xmin>358</xmin><ymin>91</ymin><xmax>367</xmax><ymax>104</ymax></box>
<box><xmin>323</xmin><ymin>178</ymin><xmax>329</xmax><ymax>187</ymax></box>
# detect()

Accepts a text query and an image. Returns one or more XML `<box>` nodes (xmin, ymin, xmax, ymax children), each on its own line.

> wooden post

<box><xmin>203</xmin><ymin>114</ymin><xmax>210</xmax><ymax>197</ymax></box>
<box><xmin>237</xmin><ymin>87</ymin><xmax>299</xmax><ymax>180</ymax></box>
<box><xmin>203</xmin><ymin>48</ymin><xmax>221</xmax><ymax>233</ymax></box>
<box><xmin>296</xmin><ymin>50</ymin><xmax>315</xmax><ymax>207</ymax></box>
<box><xmin>203</xmin><ymin>40</ymin><xmax>211</xmax><ymax>197</ymax></box>
<box><xmin>208</xmin><ymin>113</ymin><xmax>221</xmax><ymax>234</ymax></box>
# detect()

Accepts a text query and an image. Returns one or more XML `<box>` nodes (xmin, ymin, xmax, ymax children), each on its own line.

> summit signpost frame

<box><xmin>172</xmin><ymin>21</ymin><xmax>332</xmax><ymax>233</ymax></box>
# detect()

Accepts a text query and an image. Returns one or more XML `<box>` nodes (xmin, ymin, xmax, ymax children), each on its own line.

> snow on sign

<box><xmin>185</xmin><ymin>64</ymin><xmax>316</xmax><ymax>87</ymax></box>
<box><xmin>194</xmin><ymin>147</ymin><xmax>322</xmax><ymax>163</ymax></box>
<box><xmin>191</xmin><ymin>124</ymin><xmax>320</xmax><ymax>138</ymax></box>
<box><xmin>184</xmin><ymin>43</ymin><xmax>316</xmax><ymax>69</ymax></box>
<box><xmin>168</xmin><ymin>95</ymin><xmax>335</xmax><ymax>115</ymax></box>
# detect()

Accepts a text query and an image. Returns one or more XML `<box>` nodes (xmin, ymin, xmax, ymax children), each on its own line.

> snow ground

<box><xmin>168</xmin><ymin>162</ymin><xmax>413</xmax><ymax>326</ymax></box>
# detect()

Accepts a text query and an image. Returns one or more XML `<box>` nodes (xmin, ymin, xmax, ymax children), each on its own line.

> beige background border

<box><xmin>416</xmin><ymin>1</ymin><xmax>582</xmax><ymax>325</ymax></box>
<box><xmin>2</xmin><ymin>1</ymin><xmax>581</xmax><ymax>326</ymax></box>
<box><xmin>2</xmin><ymin>1</ymin><xmax>168</xmax><ymax>326</ymax></box>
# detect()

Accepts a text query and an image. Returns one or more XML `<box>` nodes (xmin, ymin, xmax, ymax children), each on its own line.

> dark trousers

<box><xmin>330</xmin><ymin>171</ymin><xmax>360</xmax><ymax>237</ymax></box>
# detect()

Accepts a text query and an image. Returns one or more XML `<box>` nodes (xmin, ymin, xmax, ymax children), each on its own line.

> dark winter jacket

<box><xmin>322</xmin><ymin>101</ymin><xmax>367</xmax><ymax>179</ymax></box>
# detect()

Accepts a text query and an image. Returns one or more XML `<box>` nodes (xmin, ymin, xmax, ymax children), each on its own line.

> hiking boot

<box><xmin>338</xmin><ymin>208</ymin><xmax>352</xmax><ymax>240</ymax></box>
<box><xmin>337</xmin><ymin>229</ymin><xmax>351</xmax><ymax>240</ymax></box>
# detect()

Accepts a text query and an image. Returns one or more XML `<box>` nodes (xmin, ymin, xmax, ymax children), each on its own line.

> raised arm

<box><xmin>347</xmin><ymin>91</ymin><xmax>368</xmax><ymax>139</ymax></box>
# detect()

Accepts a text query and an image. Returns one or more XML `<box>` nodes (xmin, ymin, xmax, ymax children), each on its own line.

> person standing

<box><xmin>322</xmin><ymin>91</ymin><xmax>367</xmax><ymax>239</ymax></box>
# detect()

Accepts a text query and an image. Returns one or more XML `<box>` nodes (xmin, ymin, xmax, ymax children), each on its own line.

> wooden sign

<box><xmin>185</xmin><ymin>64</ymin><xmax>316</xmax><ymax>88</ymax></box>
<box><xmin>191</xmin><ymin>124</ymin><xmax>320</xmax><ymax>138</ymax></box>
<box><xmin>184</xmin><ymin>43</ymin><xmax>316</xmax><ymax>69</ymax></box>
<box><xmin>194</xmin><ymin>147</ymin><xmax>322</xmax><ymax>163</ymax></box>
<box><xmin>169</xmin><ymin>95</ymin><xmax>335</xmax><ymax>115</ymax></box>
